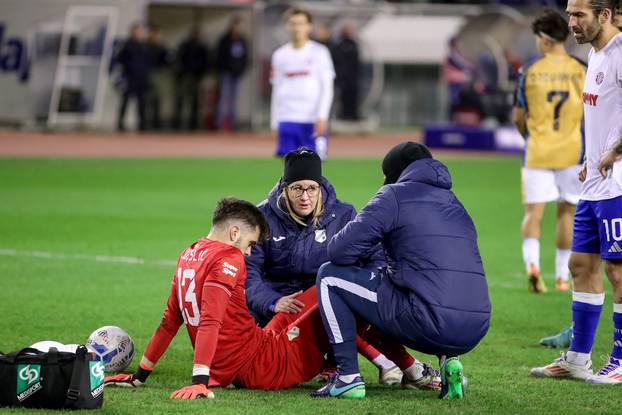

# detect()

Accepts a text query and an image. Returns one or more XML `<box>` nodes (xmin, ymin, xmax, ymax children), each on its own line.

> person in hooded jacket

<box><xmin>312</xmin><ymin>142</ymin><xmax>491</xmax><ymax>400</ymax></box>
<box><xmin>246</xmin><ymin>147</ymin><xmax>441</xmax><ymax>389</ymax></box>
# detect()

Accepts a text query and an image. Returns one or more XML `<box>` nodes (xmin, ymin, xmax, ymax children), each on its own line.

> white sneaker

<box><xmin>530</xmin><ymin>351</ymin><xmax>592</xmax><ymax>380</ymax></box>
<box><xmin>379</xmin><ymin>365</ymin><xmax>403</xmax><ymax>385</ymax></box>
<box><xmin>586</xmin><ymin>356</ymin><xmax>622</xmax><ymax>384</ymax></box>
<box><xmin>401</xmin><ymin>362</ymin><xmax>441</xmax><ymax>391</ymax></box>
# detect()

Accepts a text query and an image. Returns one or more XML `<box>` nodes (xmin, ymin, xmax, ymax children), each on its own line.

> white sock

<box><xmin>555</xmin><ymin>249</ymin><xmax>571</xmax><ymax>281</ymax></box>
<box><xmin>566</xmin><ymin>351</ymin><xmax>591</xmax><ymax>366</ymax></box>
<box><xmin>522</xmin><ymin>238</ymin><xmax>540</xmax><ymax>271</ymax></box>
<box><xmin>573</xmin><ymin>291</ymin><xmax>605</xmax><ymax>305</ymax></box>
<box><xmin>372</xmin><ymin>354</ymin><xmax>395</xmax><ymax>370</ymax></box>
<box><xmin>403</xmin><ymin>361</ymin><xmax>423</xmax><ymax>380</ymax></box>
<box><xmin>338</xmin><ymin>373</ymin><xmax>360</xmax><ymax>383</ymax></box>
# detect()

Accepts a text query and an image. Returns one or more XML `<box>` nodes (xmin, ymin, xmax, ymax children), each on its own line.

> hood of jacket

<box><xmin>395</xmin><ymin>159</ymin><xmax>452</xmax><ymax>190</ymax></box>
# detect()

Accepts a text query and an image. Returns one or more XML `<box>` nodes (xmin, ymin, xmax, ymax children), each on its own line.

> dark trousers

<box><xmin>317</xmin><ymin>262</ymin><xmax>472</xmax><ymax>376</ymax></box>
<box><xmin>316</xmin><ymin>262</ymin><xmax>384</xmax><ymax>375</ymax></box>
<box><xmin>339</xmin><ymin>83</ymin><xmax>360</xmax><ymax>120</ymax></box>
<box><xmin>147</xmin><ymin>91</ymin><xmax>161</xmax><ymax>130</ymax></box>
<box><xmin>216</xmin><ymin>72</ymin><xmax>240</xmax><ymax>130</ymax></box>
<box><xmin>173</xmin><ymin>76</ymin><xmax>201</xmax><ymax>130</ymax></box>
<box><xmin>118</xmin><ymin>88</ymin><xmax>147</xmax><ymax>131</ymax></box>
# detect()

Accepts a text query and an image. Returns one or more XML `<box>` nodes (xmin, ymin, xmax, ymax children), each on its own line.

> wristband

<box><xmin>192</xmin><ymin>375</ymin><xmax>210</xmax><ymax>387</ymax></box>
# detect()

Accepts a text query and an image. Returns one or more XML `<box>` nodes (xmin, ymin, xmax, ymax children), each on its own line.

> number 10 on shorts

<box><xmin>602</xmin><ymin>219</ymin><xmax>622</xmax><ymax>242</ymax></box>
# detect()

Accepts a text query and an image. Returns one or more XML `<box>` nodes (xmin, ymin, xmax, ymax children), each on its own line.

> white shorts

<box><xmin>521</xmin><ymin>166</ymin><xmax>582</xmax><ymax>205</ymax></box>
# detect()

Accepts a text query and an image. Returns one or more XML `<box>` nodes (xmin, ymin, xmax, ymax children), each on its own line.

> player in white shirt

<box><xmin>270</xmin><ymin>8</ymin><xmax>335</xmax><ymax>160</ymax></box>
<box><xmin>531</xmin><ymin>0</ymin><xmax>622</xmax><ymax>384</ymax></box>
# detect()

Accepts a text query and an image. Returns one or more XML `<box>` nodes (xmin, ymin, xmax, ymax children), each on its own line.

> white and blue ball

<box><xmin>86</xmin><ymin>326</ymin><xmax>135</xmax><ymax>372</ymax></box>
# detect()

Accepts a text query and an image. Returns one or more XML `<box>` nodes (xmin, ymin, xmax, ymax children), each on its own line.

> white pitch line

<box><xmin>0</xmin><ymin>248</ymin><xmax>176</xmax><ymax>267</ymax></box>
<box><xmin>0</xmin><ymin>248</ymin><xmax>529</xmax><ymax>290</ymax></box>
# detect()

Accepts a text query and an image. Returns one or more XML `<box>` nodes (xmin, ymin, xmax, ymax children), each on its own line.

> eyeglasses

<box><xmin>287</xmin><ymin>185</ymin><xmax>319</xmax><ymax>198</ymax></box>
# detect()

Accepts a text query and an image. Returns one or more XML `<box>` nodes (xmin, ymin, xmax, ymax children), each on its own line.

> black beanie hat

<box><xmin>282</xmin><ymin>148</ymin><xmax>322</xmax><ymax>185</ymax></box>
<box><xmin>382</xmin><ymin>141</ymin><xmax>432</xmax><ymax>185</ymax></box>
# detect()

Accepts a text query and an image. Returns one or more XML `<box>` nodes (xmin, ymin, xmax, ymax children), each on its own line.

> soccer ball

<box><xmin>86</xmin><ymin>326</ymin><xmax>135</xmax><ymax>372</ymax></box>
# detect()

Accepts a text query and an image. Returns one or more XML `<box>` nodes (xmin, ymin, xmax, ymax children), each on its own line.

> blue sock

<box><xmin>612</xmin><ymin>305</ymin><xmax>622</xmax><ymax>360</ymax></box>
<box><xmin>568</xmin><ymin>292</ymin><xmax>604</xmax><ymax>354</ymax></box>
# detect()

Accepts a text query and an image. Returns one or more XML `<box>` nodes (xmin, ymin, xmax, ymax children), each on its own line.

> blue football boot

<box><xmin>310</xmin><ymin>374</ymin><xmax>365</xmax><ymax>399</ymax></box>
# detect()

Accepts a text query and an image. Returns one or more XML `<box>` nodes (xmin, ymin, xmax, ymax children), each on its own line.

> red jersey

<box><xmin>143</xmin><ymin>238</ymin><xmax>265</xmax><ymax>386</ymax></box>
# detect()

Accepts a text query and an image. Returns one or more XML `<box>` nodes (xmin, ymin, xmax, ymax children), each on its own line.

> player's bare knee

<box><xmin>569</xmin><ymin>257</ymin><xmax>591</xmax><ymax>282</ymax></box>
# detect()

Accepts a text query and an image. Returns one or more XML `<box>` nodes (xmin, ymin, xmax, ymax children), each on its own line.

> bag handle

<box><xmin>9</xmin><ymin>347</ymin><xmax>44</xmax><ymax>364</ymax></box>
<box><xmin>47</xmin><ymin>347</ymin><xmax>59</xmax><ymax>365</ymax></box>
<box><xmin>65</xmin><ymin>345</ymin><xmax>88</xmax><ymax>408</ymax></box>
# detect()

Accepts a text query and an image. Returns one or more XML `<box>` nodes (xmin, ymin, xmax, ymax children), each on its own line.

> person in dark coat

<box><xmin>314</xmin><ymin>22</ymin><xmax>336</xmax><ymax>60</ymax></box>
<box><xmin>173</xmin><ymin>27</ymin><xmax>209</xmax><ymax>130</ymax></box>
<box><xmin>246</xmin><ymin>148</ymin><xmax>442</xmax><ymax>389</ymax></box>
<box><xmin>333</xmin><ymin>23</ymin><xmax>361</xmax><ymax>120</ymax></box>
<box><xmin>312</xmin><ymin>142</ymin><xmax>491</xmax><ymax>400</ymax></box>
<box><xmin>146</xmin><ymin>25</ymin><xmax>171</xmax><ymax>130</ymax></box>
<box><xmin>245</xmin><ymin>148</ymin><xmax>383</xmax><ymax>325</ymax></box>
<box><xmin>116</xmin><ymin>23</ymin><xmax>151</xmax><ymax>132</ymax></box>
<box><xmin>215</xmin><ymin>16</ymin><xmax>248</xmax><ymax>130</ymax></box>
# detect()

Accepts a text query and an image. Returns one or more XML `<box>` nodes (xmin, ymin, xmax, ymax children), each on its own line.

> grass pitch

<box><xmin>0</xmin><ymin>157</ymin><xmax>619</xmax><ymax>414</ymax></box>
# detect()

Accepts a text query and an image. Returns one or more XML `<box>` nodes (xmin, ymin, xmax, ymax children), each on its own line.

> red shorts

<box><xmin>232</xmin><ymin>287</ymin><xmax>330</xmax><ymax>390</ymax></box>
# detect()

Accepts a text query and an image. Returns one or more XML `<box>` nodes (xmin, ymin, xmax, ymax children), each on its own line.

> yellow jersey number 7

<box><xmin>546</xmin><ymin>90</ymin><xmax>569</xmax><ymax>131</ymax></box>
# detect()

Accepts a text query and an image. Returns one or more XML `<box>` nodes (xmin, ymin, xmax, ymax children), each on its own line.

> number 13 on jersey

<box><xmin>177</xmin><ymin>267</ymin><xmax>200</xmax><ymax>326</ymax></box>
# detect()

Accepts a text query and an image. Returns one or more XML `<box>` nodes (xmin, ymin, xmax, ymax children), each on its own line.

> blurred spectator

<box><xmin>116</xmin><ymin>23</ymin><xmax>151</xmax><ymax>132</ymax></box>
<box><xmin>505</xmin><ymin>49</ymin><xmax>523</xmax><ymax>83</ymax></box>
<box><xmin>477</xmin><ymin>54</ymin><xmax>498</xmax><ymax>94</ymax></box>
<box><xmin>314</xmin><ymin>22</ymin><xmax>336</xmax><ymax>59</ymax></box>
<box><xmin>146</xmin><ymin>25</ymin><xmax>171</xmax><ymax>130</ymax></box>
<box><xmin>452</xmin><ymin>85</ymin><xmax>485</xmax><ymax>125</ymax></box>
<box><xmin>333</xmin><ymin>22</ymin><xmax>361</xmax><ymax>120</ymax></box>
<box><xmin>442</xmin><ymin>36</ymin><xmax>480</xmax><ymax>122</ymax></box>
<box><xmin>215</xmin><ymin>16</ymin><xmax>248</xmax><ymax>131</ymax></box>
<box><xmin>173</xmin><ymin>27</ymin><xmax>209</xmax><ymax>130</ymax></box>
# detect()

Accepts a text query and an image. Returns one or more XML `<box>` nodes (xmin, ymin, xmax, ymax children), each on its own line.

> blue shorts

<box><xmin>572</xmin><ymin>195</ymin><xmax>622</xmax><ymax>259</ymax></box>
<box><xmin>276</xmin><ymin>122</ymin><xmax>319</xmax><ymax>156</ymax></box>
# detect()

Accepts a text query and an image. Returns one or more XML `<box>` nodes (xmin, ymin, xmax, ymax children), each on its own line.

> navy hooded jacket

<box><xmin>246</xmin><ymin>177</ymin><xmax>386</xmax><ymax>322</ymax></box>
<box><xmin>328</xmin><ymin>159</ymin><xmax>490</xmax><ymax>349</ymax></box>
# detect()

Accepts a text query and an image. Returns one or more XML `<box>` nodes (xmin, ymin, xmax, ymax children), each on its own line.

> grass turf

<box><xmin>0</xmin><ymin>157</ymin><xmax>619</xmax><ymax>414</ymax></box>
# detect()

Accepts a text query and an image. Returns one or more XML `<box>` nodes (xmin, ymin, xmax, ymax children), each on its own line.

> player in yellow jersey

<box><xmin>513</xmin><ymin>9</ymin><xmax>586</xmax><ymax>293</ymax></box>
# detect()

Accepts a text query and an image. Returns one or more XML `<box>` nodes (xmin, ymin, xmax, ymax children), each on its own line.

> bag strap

<box><xmin>65</xmin><ymin>345</ymin><xmax>88</xmax><ymax>407</ymax></box>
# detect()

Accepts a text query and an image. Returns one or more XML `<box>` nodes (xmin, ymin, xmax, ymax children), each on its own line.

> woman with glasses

<box><xmin>245</xmin><ymin>148</ymin><xmax>441</xmax><ymax>389</ymax></box>
<box><xmin>245</xmin><ymin>148</ymin><xmax>374</xmax><ymax>325</ymax></box>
